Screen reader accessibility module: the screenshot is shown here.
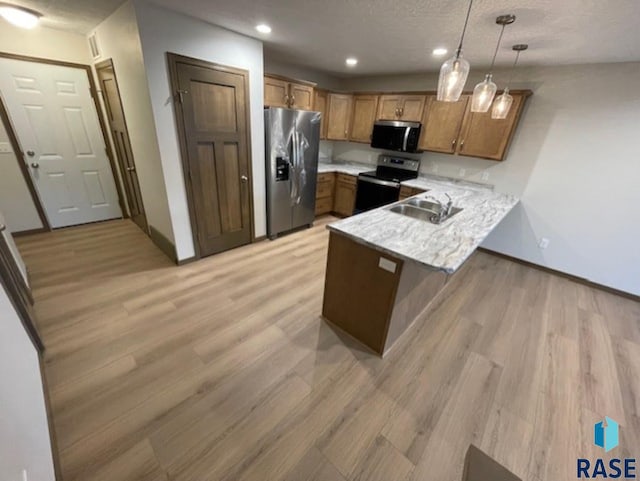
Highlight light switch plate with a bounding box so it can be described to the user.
[0,142,12,153]
[378,257,397,273]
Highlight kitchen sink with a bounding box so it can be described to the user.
[389,198,463,224]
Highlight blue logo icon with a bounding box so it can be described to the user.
[594,417,619,452]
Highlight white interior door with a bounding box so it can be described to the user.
[0,58,122,228]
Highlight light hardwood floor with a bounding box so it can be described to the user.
[16,218,640,481]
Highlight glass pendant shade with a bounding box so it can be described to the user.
[471,74,497,112]
[437,52,470,102]
[491,88,513,119]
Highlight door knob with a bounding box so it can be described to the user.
[126,166,136,172]
[241,175,248,182]
[26,150,35,157]
[0,223,6,232]
[31,162,39,169]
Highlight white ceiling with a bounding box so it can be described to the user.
[5,0,640,75]
[147,0,640,76]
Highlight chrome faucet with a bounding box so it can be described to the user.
[424,193,453,221]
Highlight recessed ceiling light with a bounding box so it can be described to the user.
[432,47,448,56]
[0,4,40,29]
[345,58,358,67]
[255,24,271,34]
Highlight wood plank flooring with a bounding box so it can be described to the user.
[16,218,640,481]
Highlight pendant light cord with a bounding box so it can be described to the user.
[488,25,506,74]
[456,0,474,57]
[505,51,521,88]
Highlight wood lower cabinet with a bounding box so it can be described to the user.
[456,92,527,161]
[418,95,469,154]
[315,172,335,215]
[327,93,353,141]
[377,94,426,122]
[399,185,426,200]
[333,174,357,216]
[264,74,316,110]
[349,95,378,143]
[314,90,329,140]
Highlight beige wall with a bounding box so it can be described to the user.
[90,1,175,243]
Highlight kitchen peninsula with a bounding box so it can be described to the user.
[322,175,519,356]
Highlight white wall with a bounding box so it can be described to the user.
[0,285,55,481]
[90,1,175,243]
[336,62,640,296]
[0,24,93,233]
[134,0,266,260]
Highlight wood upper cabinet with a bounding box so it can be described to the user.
[377,94,426,122]
[314,89,329,140]
[349,94,378,143]
[326,93,353,141]
[290,83,314,110]
[456,92,527,161]
[264,76,289,108]
[418,95,469,154]
[263,74,315,110]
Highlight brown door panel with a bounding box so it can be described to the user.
[173,57,252,257]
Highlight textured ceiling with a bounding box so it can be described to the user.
[1,0,126,33]
[148,0,640,76]
[3,0,639,75]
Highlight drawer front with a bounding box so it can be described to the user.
[315,196,333,215]
[318,172,335,184]
[316,181,334,199]
[336,173,357,185]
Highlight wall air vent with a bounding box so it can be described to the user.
[88,33,100,59]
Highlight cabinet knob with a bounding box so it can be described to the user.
[459,140,465,151]
[452,139,457,148]
[241,175,248,182]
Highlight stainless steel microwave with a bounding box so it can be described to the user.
[370,120,422,153]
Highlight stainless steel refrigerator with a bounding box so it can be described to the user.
[265,107,321,239]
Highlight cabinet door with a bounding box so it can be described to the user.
[377,95,402,120]
[418,95,469,153]
[327,93,353,141]
[264,76,289,108]
[349,95,378,143]
[457,93,525,161]
[314,90,328,140]
[399,95,426,121]
[334,182,356,216]
[290,83,314,110]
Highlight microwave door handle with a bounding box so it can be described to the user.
[402,127,411,152]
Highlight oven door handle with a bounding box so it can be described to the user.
[357,176,400,188]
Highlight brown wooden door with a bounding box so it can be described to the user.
[314,89,328,139]
[377,95,402,120]
[398,95,426,121]
[290,82,314,110]
[349,95,378,143]
[96,60,147,233]
[457,93,525,161]
[264,76,289,108]
[170,55,253,257]
[418,95,469,154]
[327,93,353,140]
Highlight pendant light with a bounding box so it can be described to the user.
[437,0,474,102]
[492,44,528,119]
[471,14,515,112]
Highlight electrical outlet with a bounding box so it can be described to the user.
[538,237,550,249]
[431,164,439,173]
[0,142,12,153]
[481,171,490,181]
[458,168,466,177]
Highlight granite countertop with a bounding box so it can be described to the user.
[317,161,373,176]
[324,165,519,274]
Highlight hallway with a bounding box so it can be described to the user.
[16,218,640,481]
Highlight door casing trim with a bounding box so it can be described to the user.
[166,52,255,260]
[0,51,127,229]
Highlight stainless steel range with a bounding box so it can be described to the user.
[354,155,420,214]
